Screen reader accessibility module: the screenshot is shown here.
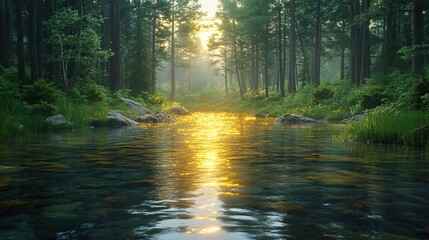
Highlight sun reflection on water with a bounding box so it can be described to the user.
[135,112,243,238]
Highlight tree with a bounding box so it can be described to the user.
[360,0,371,81]
[127,0,154,94]
[413,0,424,76]
[45,8,111,91]
[110,0,121,91]
[28,0,40,82]
[276,3,285,97]
[15,0,25,83]
[0,0,13,68]
[312,0,322,86]
[288,0,296,93]
[169,0,201,100]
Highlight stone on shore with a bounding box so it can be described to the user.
[170,106,191,115]
[135,111,176,123]
[275,114,317,125]
[107,111,139,128]
[121,98,151,115]
[46,114,70,126]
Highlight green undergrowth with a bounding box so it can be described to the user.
[178,71,429,149]
[339,110,429,147]
[0,74,167,139]
[177,81,354,121]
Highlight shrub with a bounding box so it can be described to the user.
[78,83,110,103]
[22,79,63,105]
[359,86,387,110]
[412,78,429,109]
[30,101,58,116]
[312,87,334,105]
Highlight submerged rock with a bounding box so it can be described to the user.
[107,111,139,128]
[170,106,191,115]
[275,114,317,125]
[342,114,366,123]
[121,98,151,115]
[135,111,176,123]
[46,114,70,126]
[254,113,272,118]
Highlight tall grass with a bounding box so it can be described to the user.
[56,99,110,128]
[341,110,429,147]
[0,99,47,138]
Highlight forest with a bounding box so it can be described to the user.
[0,0,429,147]
[1,1,429,239]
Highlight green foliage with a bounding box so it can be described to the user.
[412,78,429,109]
[45,8,111,90]
[22,79,63,105]
[56,98,109,129]
[0,98,47,138]
[79,84,110,104]
[0,68,20,99]
[312,86,334,104]
[340,110,429,147]
[359,85,387,110]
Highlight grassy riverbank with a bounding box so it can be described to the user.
[177,72,429,149]
[0,75,167,139]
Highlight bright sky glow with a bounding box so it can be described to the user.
[198,0,220,50]
[199,0,219,18]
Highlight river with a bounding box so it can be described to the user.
[0,112,428,239]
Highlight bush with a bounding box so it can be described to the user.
[359,86,387,110]
[412,78,429,109]
[77,83,110,103]
[30,101,58,116]
[312,87,334,105]
[22,79,63,105]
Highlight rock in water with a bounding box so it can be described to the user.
[170,106,191,115]
[342,114,366,123]
[46,114,70,126]
[275,114,317,124]
[107,111,139,128]
[135,112,176,123]
[121,98,151,115]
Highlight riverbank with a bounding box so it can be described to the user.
[176,74,429,149]
[0,79,170,139]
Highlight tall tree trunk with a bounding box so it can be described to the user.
[110,0,120,91]
[340,47,345,80]
[250,45,256,91]
[264,22,270,98]
[412,0,424,76]
[29,0,40,82]
[0,0,12,68]
[350,0,356,84]
[360,0,371,82]
[151,14,157,92]
[278,8,285,97]
[16,0,25,83]
[170,0,176,100]
[36,0,43,75]
[102,0,110,84]
[288,0,296,93]
[312,0,322,86]
[295,18,309,86]
[239,43,247,93]
[233,20,243,98]
[255,35,260,90]
[45,0,55,79]
[224,46,228,94]
[353,0,362,85]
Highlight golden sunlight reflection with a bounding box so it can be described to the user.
[144,112,244,238]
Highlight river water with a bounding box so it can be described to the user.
[0,112,428,240]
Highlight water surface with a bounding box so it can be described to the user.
[1,112,428,239]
